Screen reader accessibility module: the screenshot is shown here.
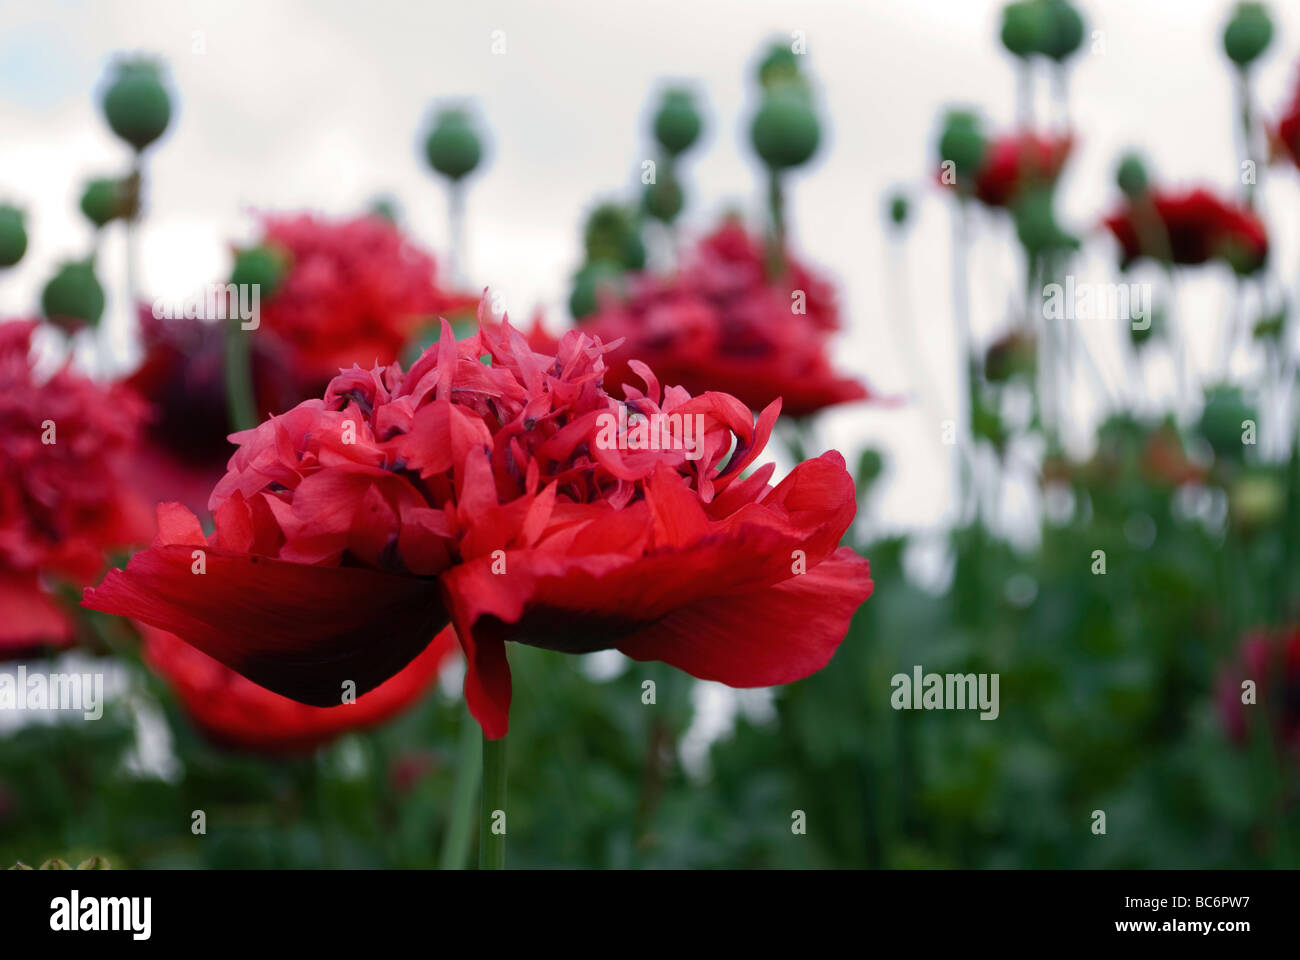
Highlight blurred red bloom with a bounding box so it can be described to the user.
[140,621,456,754]
[126,305,302,514]
[1141,423,1206,488]
[1272,66,1300,169]
[253,212,477,379]
[1103,188,1268,273]
[85,304,873,738]
[0,320,152,657]
[576,220,868,417]
[1218,628,1300,755]
[973,132,1073,208]
[124,214,474,515]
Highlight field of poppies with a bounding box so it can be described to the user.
[2,0,1299,871]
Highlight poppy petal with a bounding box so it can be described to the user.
[615,547,872,686]
[83,545,447,706]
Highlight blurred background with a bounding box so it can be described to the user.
[2,0,1299,868]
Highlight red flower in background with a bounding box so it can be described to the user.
[1103,188,1268,273]
[973,132,1073,208]
[140,621,456,754]
[1271,66,1300,169]
[0,320,152,657]
[1141,423,1207,489]
[1218,628,1300,755]
[576,220,868,417]
[85,304,873,738]
[126,305,303,514]
[254,213,477,380]
[123,213,475,515]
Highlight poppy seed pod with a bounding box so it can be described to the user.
[938,111,988,186]
[79,178,129,228]
[42,259,106,331]
[102,59,172,151]
[1038,0,1085,62]
[569,259,625,319]
[1223,3,1273,67]
[643,175,685,224]
[1014,188,1073,254]
[1198,385,1256,464]
[653,89,702,156]
[750,85,820,170]
[231,244,288,300]
[1115,153,1148,198]
[424,109,482,181]
[0,205,27,267]
[1000,1,1048,58]
[888,192,910,227]
[584,204,644,268]
[757,42,801,90]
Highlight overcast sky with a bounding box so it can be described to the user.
[3,0,1299,538]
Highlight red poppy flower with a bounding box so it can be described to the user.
[1103,188,1268,273]
[0,320,152,657]
[973,132,1073,208]
[84,304,873,738]
[140,621,456,754]
[1218,627,1300,755]
[126,305,304,514]
[577,220,868,417]
[253,212,477,379]
[1272,66,1300,169]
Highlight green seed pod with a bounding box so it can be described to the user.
[1014,187,1074,254]
[1000,1,1048,58]
[424,109,482,181]
[102,58,172,151]
[42,259,105,331]
[0,205,27,267]
[584,204,645,268]
[1038,0,1085,62]
[653,89,702,156]
[750,85,820,170]
[757,42,801,90]
[1223,2,1273,67]
[80,178,127,228]
[887,191,910,228]
[1115,152,1149,198]
[1198,384,1256,464]
[938,110,988,186]
[568,259,624,320]
[231,244,289,299]
[643,175,685,224]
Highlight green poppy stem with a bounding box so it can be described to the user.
[479,732,507,869]
[766,169,786,278]
[438,705,482,870]
[448,180,466,288]
[224,317,258,433]
[124,154,142,339]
